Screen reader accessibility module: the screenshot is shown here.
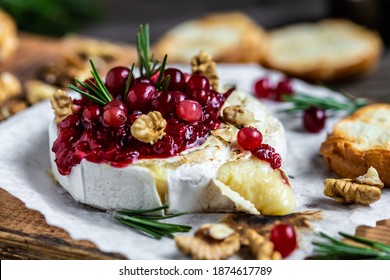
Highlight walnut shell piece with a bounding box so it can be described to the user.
[50,90,73,124]
[246,229,282,260]
[191,50,219,91]
[323,178,382,205]
[0,72,22,106]
[222,105,255,126]
[26,80,58,105]
[175,223,240,260]
[130,111,167,144]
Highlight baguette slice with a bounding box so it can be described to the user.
[0,9,18,63]
[320,104,390,186]
[153,12,267,63]
[263,19,382,81]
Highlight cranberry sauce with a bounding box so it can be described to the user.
[52,70,233,175]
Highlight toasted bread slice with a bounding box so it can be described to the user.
[320,104,390,186]
[0,9,18,62]
[153,12,267,63]
[263,19,382,81]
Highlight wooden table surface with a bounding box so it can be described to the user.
[0,32,389,260]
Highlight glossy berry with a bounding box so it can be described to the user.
[82,104,102,125]
[176,100,203,122]
[103,100,128,115]
[275,78,293,101]
[303,107,326,133]
[254,77,271,99]
[151,91,177,116]
[237,127,263,150]
[171,91,187,103]
[105,66,134,96]
[192,89,211,106]
[164,68,186,91]
[270,223,297,258]
[127,111,142,126]
[186,75,210,94]
[126,82,157,112]
[102,107,127,128]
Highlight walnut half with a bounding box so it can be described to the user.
[324,167,383,205]
[222,105,255,127]
[246,229,282,260]
[130,111,167,144]
[175,223,240,260]
[50,90,73,123]
[191,50,219,91]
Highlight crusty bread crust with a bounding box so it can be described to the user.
[263,19,382,82]
[320,104,390,186]
[0,9,18,63]
[153,12,268,63]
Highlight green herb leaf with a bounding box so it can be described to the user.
[309,232,390,260]
[114,205,191,239]
[124,63,135,99]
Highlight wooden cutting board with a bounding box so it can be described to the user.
[0,34,389,260]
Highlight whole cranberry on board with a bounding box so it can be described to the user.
[270,223,297,258]
[303,107,327,133]
[253,76,294,101]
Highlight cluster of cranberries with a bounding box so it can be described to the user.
[237,127,282,169]
[53,66,232,175]
[253,76,327,133]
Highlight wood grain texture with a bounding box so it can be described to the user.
[0,188,126,260]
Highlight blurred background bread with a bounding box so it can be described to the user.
[0,9,18,63]
[320,104,390,186]
[153,12,268,64]
[262,19,382,81]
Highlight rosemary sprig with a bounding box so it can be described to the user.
[115,205,191,239]
[68,59,113,105]
[309,232,390,260]
[136,24,168,90]
[124,62,135,99]
[282,93,367,114]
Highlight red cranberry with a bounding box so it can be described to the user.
[252,144,282,169]
[183,73,192,83]
[126,82,157,112]
[237,127,263,150]
[254,77,272,99]
[105,66,134,97]
[82,104,102,125]
[151,91,177,116]
[176,100,203,122]
[102,107,127,128]
[134,77,152,84]
[171,91,187,103]
[58,114,80,129]
[270,224,297,258]
[192,89,211,106]
[127,111,142,126]
[103,100,128,116]
[164,68,186,91]
[275,78,293,101]
[303,107,326,133]
[186,75,210,94]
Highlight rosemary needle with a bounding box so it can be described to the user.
[114,205,191,239]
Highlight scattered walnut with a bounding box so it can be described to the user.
[0,100,28,120]
[222,105,255,126]
[324,172,383,206]
[25,80,58,104]
[0,72,22,106]
[75,39,124,62]
[175,223,240,260]
[38,54,90,88]
[191,50,219,91]
[246,229,282,260]
[356,166,384,189]
[131,111,167,144]
[50,90,73,123]
[211,123,237,144]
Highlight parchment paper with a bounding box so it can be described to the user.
[0,65,389,259]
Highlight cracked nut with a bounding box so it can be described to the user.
[175,223,240,260]
[50,90,73,123]
[0,100,28,120]
[26,80,58,104]
[246,229,282,260]
[131,111,167,144]
[0,72,22,106]
[324,167,384,205]
[222,105,255,126]
[191,50,219,91]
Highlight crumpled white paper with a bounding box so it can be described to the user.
[0,65,389,260]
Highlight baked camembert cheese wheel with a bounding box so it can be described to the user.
[49,26,295,215]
